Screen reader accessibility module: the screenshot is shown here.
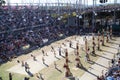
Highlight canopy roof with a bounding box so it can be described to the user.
[4,0,120,6]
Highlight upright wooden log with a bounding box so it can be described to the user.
[110,26,112,39]
[102,29,105,46]
[63,49,72,77]
[106,27,109,43]
[97,31,100,50]
[92,34,96,55]
[85,37,88,54]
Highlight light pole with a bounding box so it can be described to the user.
[76,14,82,34]
[92,0,95,32]
[92,0,97,32]
[58,0,60,15]
[83,0,85,29]
[76,14,79,26]
[38,0,40,6]
[7,0,10,7]
[113,0,117,24]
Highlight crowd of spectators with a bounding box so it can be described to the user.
[96,61,120,80]
[0,4,120,80]
[0,4,120,63]
[0,7,77,62]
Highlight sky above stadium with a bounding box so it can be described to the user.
[5,0,120,5]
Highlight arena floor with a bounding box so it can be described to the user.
[0,35,119,80]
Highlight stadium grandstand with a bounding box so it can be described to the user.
[0,0,120,80]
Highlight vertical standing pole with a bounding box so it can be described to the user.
[76,0,78,31]
[113,0,117,24]
[76,0,78,12]
[102,29,105,46]
[24,0,26,6]
[106,27,109,43]
[92,0,95,32]
[29,0,31,5]
[110,0,112,3]
[7,0,9,6]
[75,51,82,68]
[45,0,48,13]
[7,0,10,9]
[21,0,24,5]
[79,0,82,12]
[92,33,96,55]
[85,37,88,54]
[86,0,88,8]
[58,0,60,15]
[63,49,72,77]
[98,31,100,50]
[83,0,85,29]
[110,26,112,39]
[39,0,40,6]
[75,42,83,68]
[33,0,34,6]
[68,3,70,27]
